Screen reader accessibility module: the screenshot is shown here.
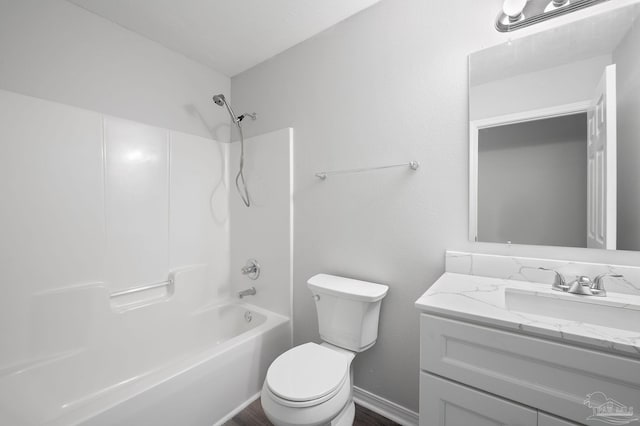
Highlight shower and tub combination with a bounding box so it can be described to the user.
[0,88,293,426]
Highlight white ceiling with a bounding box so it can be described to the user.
[67,0,383,77]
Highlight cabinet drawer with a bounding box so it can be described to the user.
[420,314,640,425]
[419,372,537,426]
[538,412,581,426]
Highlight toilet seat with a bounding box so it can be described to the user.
[261,374,353,426]
[265,343,351,408]
[264,377,348,409]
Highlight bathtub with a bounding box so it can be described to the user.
[0,297,290,426]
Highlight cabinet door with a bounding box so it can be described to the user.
[538,412,582,426]
[420,373,537,426]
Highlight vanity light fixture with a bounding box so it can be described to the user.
[502,0,528,23]
[496,0,609,32]
[544,0,570,13]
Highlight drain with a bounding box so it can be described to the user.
[244,311,253,322]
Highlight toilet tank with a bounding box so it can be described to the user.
[307,274,389,352]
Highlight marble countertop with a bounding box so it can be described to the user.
[415,272,640,357]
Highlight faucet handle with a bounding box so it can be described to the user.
[590,274,623,297]
[241,259,260,280]
[539,267,569,292]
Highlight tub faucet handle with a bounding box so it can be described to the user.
[241,259,260,280]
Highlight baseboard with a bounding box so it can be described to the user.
[353,386,419,426]
[215,387,418,426]
[213,392,261,426]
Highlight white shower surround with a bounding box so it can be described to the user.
[0,89,293,424]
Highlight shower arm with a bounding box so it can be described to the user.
[238,112,257,121]
[223,103,256,124]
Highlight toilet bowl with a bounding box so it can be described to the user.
[261,274,388,426]
[261,343,355,426]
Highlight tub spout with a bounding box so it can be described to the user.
[238,287,256,298]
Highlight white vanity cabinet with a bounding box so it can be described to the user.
[418,313,640,426]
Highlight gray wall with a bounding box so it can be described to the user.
[232,0,640,412]
[478,114,587,247]
[232,0,504,409]
[614,19,640,251]
[0,0,230,140]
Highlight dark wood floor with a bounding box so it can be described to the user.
[224,398,400,426]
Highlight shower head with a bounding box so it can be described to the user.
[212,93,240,123]
[212,93,226,106]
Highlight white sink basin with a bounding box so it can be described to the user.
[505,287,640,333]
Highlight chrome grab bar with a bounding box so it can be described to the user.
[110,277,174,298]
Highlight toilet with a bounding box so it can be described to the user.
[261,274,389,426]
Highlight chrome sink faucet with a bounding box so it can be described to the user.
[567,276,595,296]
[538,268,622,297]
[566,274,624,297]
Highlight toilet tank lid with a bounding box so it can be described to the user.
[307,274,389,302]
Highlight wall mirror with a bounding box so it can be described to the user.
[469,3,640,251]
